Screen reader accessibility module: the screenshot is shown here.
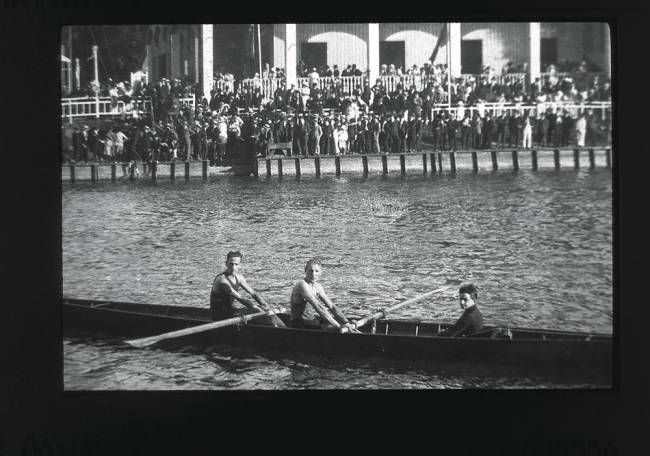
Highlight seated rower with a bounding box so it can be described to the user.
[210,251,285,327]
[290,258,358,333]
[438,283,484,337]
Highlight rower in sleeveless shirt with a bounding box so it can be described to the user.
[210,251,285,327]
[290,257,358,332]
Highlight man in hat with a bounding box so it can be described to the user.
[293,113,307,156]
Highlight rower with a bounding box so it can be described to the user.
[437,283,484,337]
[290,258,358,333]
[210,251,285,327]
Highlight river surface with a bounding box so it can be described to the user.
[62,169,612,389]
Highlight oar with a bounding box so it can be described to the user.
[124,307,287,348]
[351,283,459,331]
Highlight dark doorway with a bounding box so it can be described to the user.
[158,54,168,79]
[380,41,405,71]
[541,38,558,69]
[300,43,327,71]
[461,40,482,74]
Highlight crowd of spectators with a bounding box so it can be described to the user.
[64,58,611,165]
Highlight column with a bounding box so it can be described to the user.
[529,22,541,85]
[449,23,462,77]
[285,24,297,88]
[194,31,200,84]
[201,24,213,101]
[603,22,611,79]
[368,23,380,83]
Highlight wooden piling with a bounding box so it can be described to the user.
[512,150,519,170]
[362,155,369,176]
[170,161,176,180]
[531,150,538,171]
[574,149,580,169]
[143,162,148,175]
[381,155,388,174]
[295,157,301,177]
[471,151,478,173]
[151,161,157,180]
[266,159,272,177]
[400,154,406,175]
[437,153,443,172]
[422,153,428,174]
[449,152,457,173]
[335,156,341,177]
[110,164,116,182]
[430,153,436,173]
[184,161,190,179]
[129,162,135,180]
[315,156,321,177]
[278,158,283,178]
[554,149,561,170]
[70,165,75,183]
[606,148,611,168]
[589,148,595,169]
[90,164,97,183]
[202,160,208,179]
[491,150,498,170]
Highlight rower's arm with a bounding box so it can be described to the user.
[238,276,270,310]
[299,283,341,329]
[318,289,350,325]
[217,279,260,311]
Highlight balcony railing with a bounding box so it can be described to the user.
[60,96,195,122]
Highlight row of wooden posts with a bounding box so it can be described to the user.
[68,160,211,183]
[264,148,613,178]
[66,148,612,182]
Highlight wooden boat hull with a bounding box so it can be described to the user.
[63,298,612,375]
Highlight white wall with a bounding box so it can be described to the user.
[462,22,529,73]
[381,23,447,67]
[297,23,368,71]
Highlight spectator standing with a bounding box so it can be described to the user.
[575,113,587,147]
[114,128,129,161]
[522,114,533,149]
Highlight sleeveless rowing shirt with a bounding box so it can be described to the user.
[210,273,241,320]
[290,280,319,322]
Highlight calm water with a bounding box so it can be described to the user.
[62,169,612,389]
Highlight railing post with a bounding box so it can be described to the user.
[471,151,478,173]
[381,155,388,174]
[70,165,75,183]
[68,99,73,123]
[185,161,190,179]
[202,159,208,179]
[151,160,157,180]
[512,150,519,171]
[130,162,136,180]
[449,151,456,173]
[335,156,341,177]
[422,153,428,174]
[573,148,580,169]
[400,154,406,176]
[295,157,301,177]
[430,153,436,173]
[110,163,116,182]
[95,94,100,119]
[606,148,611,169]
[554,149,561,170]
[278,158,283,178]
[588,148,595,169]
[437,153,443,172]
[170,161,176,180]
[531,150,538,171]
[90,164,97,183]
[362,155,369,176]
[315,156,321,177]
[266,158,272,177]
[491,150,498,170]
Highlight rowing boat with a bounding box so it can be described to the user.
[63,298,612,375]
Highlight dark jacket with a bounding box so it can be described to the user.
[439,306,484,337]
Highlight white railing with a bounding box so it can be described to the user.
[296,76,366,96]
[61,96,195,122]
[239,77,284,100]
[433,101,611,120]
[458,73,528,86]
[212,79,235,93]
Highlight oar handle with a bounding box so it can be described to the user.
[354,286,452,329]
[125,307,287,348]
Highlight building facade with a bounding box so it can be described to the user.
[146,23,611,100]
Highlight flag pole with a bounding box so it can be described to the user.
[446,23,451,109]
[93,45,100,118]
